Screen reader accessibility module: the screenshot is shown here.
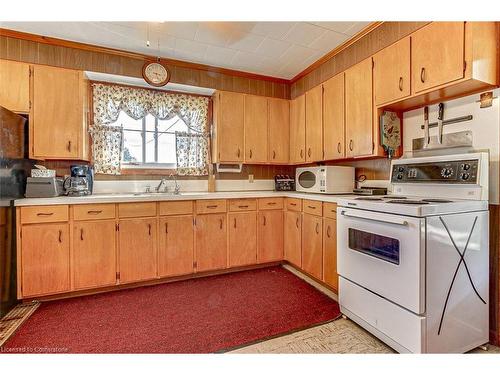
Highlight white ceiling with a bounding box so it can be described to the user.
[0,21,370,79]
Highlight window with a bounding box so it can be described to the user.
[114,111,190,169]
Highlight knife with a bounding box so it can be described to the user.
[437,103,444,144]
[423,106,429,148]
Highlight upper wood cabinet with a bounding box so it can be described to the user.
[257,210,283,263]
[323,73,345,161]
[412,22,465,94]
[345,58,374,158]
[373,37,411,106]
[268,98,290,163]
[305,85,323,162]
[195,213,227,272]
[213,91,244,163]
[0,59,31,113]
[158,215,194,278]
[229,211,257,267]
[289,94,306,164]
[244,95,268,163]
[31,65,88,160]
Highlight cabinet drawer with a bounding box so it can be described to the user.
[159,200,194,216]
[323,202,338,219]
[118,202,157,218]
[286,198,302,212]
[303,200,323,216]
[196,199,227,214]
[21,205,69,224]
[258,197,284,210]
[229,199,257,212]
[73,204,116,221]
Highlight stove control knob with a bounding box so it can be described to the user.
[461,173,470,180]
[462,163,471,171]
[396,173,403,180]
[441,168,453,178]
[398,166,405,173]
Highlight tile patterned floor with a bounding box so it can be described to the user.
[0,302,40,347]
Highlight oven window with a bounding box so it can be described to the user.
[348,228,400,265]
[298,171,316,188]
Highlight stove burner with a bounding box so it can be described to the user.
[386,200,429,205]
[355,197,383,201]
[421,199,453,203]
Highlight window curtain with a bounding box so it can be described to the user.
[91,83,210,175]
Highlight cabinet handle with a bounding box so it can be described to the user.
[238,205,249,209]
[300,149,304,158]
[327,226,331,238]
[267,202,277,206]
[233,218,236,228]
[58,230,62,243]
[87,210,102,215]
[308,148,311,157]
[249,149,252,159]
[67,141,72,152]
[307,205,316,210]
[315,223,320,234]
[206,205,218,209]
[263,215,266,226]
[399,76,403,91]
[349,140,353,151]
[165,222,168,234]
[37,212,54,216]
[290,203,297,206]
[420,67,426,83]
[237,148,241,158]
[337,142,341,154]
[296,217,299,228]
[148,223,151,236]
[219,218,223,229]
[272,150,276,159]
[80,228,84,241]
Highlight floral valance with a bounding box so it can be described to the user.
[90,83,210,176]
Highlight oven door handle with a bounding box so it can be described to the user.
[340,210,409,227]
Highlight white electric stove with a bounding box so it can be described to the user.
[337,152,490,353]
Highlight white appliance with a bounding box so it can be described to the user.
[295,166,354,194]
[337,152,489,353]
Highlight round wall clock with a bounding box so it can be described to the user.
[142,61,170,87]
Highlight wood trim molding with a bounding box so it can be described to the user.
[0,27,289,85]
[290,22,384,83]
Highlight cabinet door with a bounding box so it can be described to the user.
[217,91,244,162]
[268,98,290,163]
[290,94,306,163]
[158,215,194,277]
[118,218,157,283]
[302,214,323,280]
[0,60,30,113]
[284,211,301,267]
[323,73,345,160]
[323,217,338,291]
[373,37,411,106]
[258,210,284,263]
[73,220,116,289]
[412,22,465,93]
[345,58,373,158]
[229,212,257,267]
[305,85,323,162]
[32,65,84,159]
[21,223,70,297]
[244,95,268,163]
[195,213,227,272]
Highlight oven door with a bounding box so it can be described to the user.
[296,169,320,193]
[337,207,425,314]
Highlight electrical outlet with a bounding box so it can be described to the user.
[248,174,254,183]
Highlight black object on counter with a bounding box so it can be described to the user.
[275,175,295,191]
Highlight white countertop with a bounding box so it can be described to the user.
[15,191,358,206]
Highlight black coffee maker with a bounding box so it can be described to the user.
[70,165,94,194]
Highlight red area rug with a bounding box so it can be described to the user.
[2,266,340,353]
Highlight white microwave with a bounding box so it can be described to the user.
[295,166,354,194]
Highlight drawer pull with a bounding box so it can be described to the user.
[267,202,277,206]
[327,226,331,238]
[58,230,62,243]
[87,210,103,215]
[80,228,84,241]
[290,203,297,206]
[219,218,223,229]
[238,205,249,209]
[307,205,316,209]
[206,205,218,209]
[315,223,320,234]
[37,212,54,216]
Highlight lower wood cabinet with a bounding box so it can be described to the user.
[195,213,227,272]
[323,218,338,291]
[158,215,194,277]
[284,211,301,267]
[73,220,116,290]
[118,218,157,283]
[229,212,257,267]
[302,213,323,280]
[258,210,284,263]
[21,223,70,297]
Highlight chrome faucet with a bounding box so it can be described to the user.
[155,177,168,193]
[168,173,180,195]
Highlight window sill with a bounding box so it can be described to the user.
[120,167,178,175]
